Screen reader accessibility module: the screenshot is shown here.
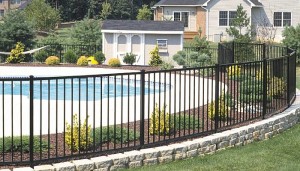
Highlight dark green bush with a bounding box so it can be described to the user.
[94,51,106,64]
[160,61,174,70]
[171,114,201,131]
[63,50,77,63]
[0,136,48,153]
[123,53,136,65]
[92,126,139,144]
[34,50,48,63]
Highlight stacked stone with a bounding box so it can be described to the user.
[2,108,300,171]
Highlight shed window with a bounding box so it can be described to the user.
[157,39,168,52]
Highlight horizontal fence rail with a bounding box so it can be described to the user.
[0,43,296,167]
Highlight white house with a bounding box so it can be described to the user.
[101,20,184,65]
[152,0,300,42]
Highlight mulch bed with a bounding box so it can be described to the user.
[0,63,290,169]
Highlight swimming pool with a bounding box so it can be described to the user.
[0,76,170,100]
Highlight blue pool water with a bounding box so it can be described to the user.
[0,77,169,101]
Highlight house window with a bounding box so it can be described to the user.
[0,10,4,17]
[274,12,291,27]
[219,11,237,26]
[11,0,21,4]
[157,39,168,52]
[174,12,189,27]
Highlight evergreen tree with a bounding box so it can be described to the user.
[136,5,152,20]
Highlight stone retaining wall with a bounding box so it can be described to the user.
[3,104,300,171]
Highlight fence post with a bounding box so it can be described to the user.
[214,64,220,132]
[262,58,267,119]
[140,70,145,147]
[286,48,292,107]
[29,75,34,167]
[232,41,235,63]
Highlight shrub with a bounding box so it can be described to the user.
[208,92,230,120]
[171,114,201,131]
[65,114,92,152]
[94,51,106,64]
[160,61,174,70]
[149,45,163,66]
[108,58,121,67]
[45,56,60,65]
[123,53,136,65]
[227,65,241,78]
[87,56,99,65]
[34,50,48,63]
[77,56,88,66]
[92,126,139,144]
[63,50,77,63]
[149,104,171,135]
[6,42,25,63]
[269,76,286,97]
[0,136,48,153]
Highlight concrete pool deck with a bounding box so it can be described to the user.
[0,66,224,137]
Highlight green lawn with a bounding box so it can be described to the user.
[126,67,300,171]
[128,124,300,171]
[296,67,300,89]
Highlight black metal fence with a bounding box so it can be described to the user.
[0,43,296,167]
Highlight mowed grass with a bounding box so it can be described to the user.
[126,67,300,171]
[127,124,300,171]
[296,67,300,89]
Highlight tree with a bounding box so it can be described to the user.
[282,25,300,62]
[24,0,60,32]
[149,45,163,66]
[56,0,88,21]
[0,10,35,51]
[100,1,112,20]
[226,4,251,42]
[136,4,152,20]
[109,0,137,20]
[70,18,102,55]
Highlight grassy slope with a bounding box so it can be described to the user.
[126,67,300,171]
[128,124,300,171]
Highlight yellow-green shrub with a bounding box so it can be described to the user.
[149,104,171,135]
[77,56,88,66]
[227,65,241,77]
[65,114,92,152]
[6,42,25,63]
[87,56,99,65]
[45,56,60,65]
[208,93,229,120]
[108,58,121,67]
[269,76,286,97]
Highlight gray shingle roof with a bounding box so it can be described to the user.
[154,0,208,6]
[102,20,184,32]
[154,0,262,7]
[249,0,263,6]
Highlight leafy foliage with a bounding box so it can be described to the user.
[34,50,48,63]
[100,1,112,20]
[123,53,136,65]
[70,19,102,47]
[24,0,60,31]
[173,51,212,68]
[208,92,230,121]
[150,104,171,135]
[93,126,139,144]
[64,50,77,63]
[94,51,106,64]
[109,0,137,20]
[226,4,251,42]
[108,58,121,67]
[137,5,152,20]
[6,42,25,63]
[0,10,35,52]
[77,56,88,66]
[160,61,174,70]
[0,136,48,153]
[45,56,60,65]
[227,65,241,78]
[282,25,300,62]
[65,114,92,152]
[149,45,163,66]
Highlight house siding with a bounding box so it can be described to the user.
[251,0,300,42]
[103,33,114,60]
[206,0,252,41]
[144,34,182,65]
